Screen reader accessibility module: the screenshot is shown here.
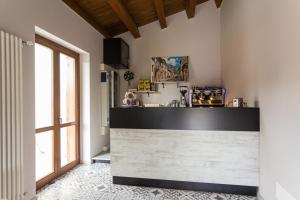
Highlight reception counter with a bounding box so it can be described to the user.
[110,107,260,196]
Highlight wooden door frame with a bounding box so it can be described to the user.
[35,34,80,190]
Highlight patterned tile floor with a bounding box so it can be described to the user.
[37,163,257,200]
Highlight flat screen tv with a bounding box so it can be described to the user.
[104,38,129,69]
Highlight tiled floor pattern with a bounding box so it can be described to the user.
[37,163,257,200]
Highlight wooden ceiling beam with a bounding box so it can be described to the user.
[108,0,141,38]
[152,0,167,29]
[62,0,111,38]
[215,0,223,8]
[185,0,197,19]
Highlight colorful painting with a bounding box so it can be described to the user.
[151,56,189,82]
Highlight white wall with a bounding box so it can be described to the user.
[119,1,221,105]
[221,0,300,199]
[3,0,299,199]
[0,0,109,199]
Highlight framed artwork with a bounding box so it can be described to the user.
[151,56,189,82]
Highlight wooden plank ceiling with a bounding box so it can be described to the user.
[62,0,223,38]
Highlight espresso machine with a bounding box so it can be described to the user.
[191,87,226,107]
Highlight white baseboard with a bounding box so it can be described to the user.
[80,158,92,164]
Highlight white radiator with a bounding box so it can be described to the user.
[0,31,24,200]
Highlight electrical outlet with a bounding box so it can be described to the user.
[276,183,296,200]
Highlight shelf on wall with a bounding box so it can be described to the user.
[154,81,188,84]
[154,81,188,88]
[132,90,159,97]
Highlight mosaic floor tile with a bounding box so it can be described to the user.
[37,163,257,200]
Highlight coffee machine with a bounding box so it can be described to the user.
[191,87,226,107]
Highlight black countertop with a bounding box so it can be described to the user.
[110,107,260,132]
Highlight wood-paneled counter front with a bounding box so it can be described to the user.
[110,107,260,196]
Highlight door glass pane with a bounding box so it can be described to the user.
[60,126,76,167]
[60,53,76,123]
[35,44,53,128]
[36,131,54,181]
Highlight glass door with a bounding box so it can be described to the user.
[59,53,79,170]
[35,43,55,183]
[35,35,80,189]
